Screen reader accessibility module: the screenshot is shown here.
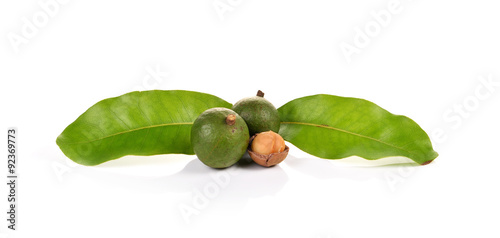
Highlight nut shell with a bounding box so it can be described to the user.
[247,135,289,167]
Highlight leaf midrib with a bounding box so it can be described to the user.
[280,121,410,153]
[58,122,193,145]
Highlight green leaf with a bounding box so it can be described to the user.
[56,90,232,166]
[278,94,438,165]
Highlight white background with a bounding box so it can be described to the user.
[1,1,500,237]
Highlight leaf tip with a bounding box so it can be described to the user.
[421,159,434,166]
[420,151,438,165]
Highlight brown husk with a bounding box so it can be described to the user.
[247,134,289,167]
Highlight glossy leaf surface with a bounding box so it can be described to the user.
[56,90,231,165]
[278,95,438,165]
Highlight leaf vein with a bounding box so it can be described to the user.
[280,121,410,153]
[59,122,192,145]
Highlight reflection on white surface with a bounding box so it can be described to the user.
[71,154,289,194]
[58,150,423,195]
[59,154,290,223]
[285,154,419,181]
